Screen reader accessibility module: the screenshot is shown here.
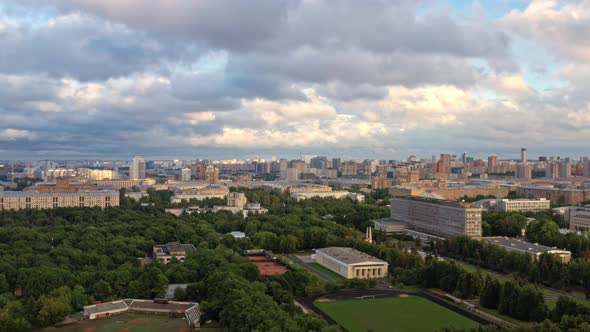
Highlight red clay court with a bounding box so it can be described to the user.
[244,256,288,276]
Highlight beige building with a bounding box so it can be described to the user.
[314,247,388,279]
[227,192,247,209]
[391,197,482,239]
[569,206,590,232]
[0,190,119,210]
[153,242,196,264]
[496,198,551,212]
[389,185,509,201]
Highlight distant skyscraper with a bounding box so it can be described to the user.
[521,147,527,163]
[440,154,451,173]
[584,161,590,178]
[461,152,468,163]
[130,156,145,180]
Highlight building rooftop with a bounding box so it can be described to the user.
[0,190,118,196]
[84,300,128,315]
[315,247,388,265]
[154,242,196,256]
[483,237,570,254]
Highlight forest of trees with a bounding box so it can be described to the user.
[1,188,590,331]
[432,236,590,298]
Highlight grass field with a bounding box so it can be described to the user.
[43,313,190,332]
[308,263,344,281]
[451,259,590,309]
[315,296,480,332]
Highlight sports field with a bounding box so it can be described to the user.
[315,296,480,332]
[43,313,191,332]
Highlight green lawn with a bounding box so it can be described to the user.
[315,296,480,332]
[43,313,190,332]
[449,259,590,309]
[308,263,344,281]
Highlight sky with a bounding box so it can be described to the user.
[1,0,590,160]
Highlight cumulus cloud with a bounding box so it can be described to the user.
[1,0,590,158]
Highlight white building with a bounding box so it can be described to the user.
[484,237,571,263]
[569,206,590,232]
[314,247,388,279]
[496,198,551,212]
[181,168,192,181]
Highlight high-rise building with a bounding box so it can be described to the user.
[487,156,497,173]
[461,152,468,163]
[332,158,342,170]
[583,161,590,178]
[310,156,328,170]
[439,154,451,173]
[546,162,560,178]
[521,147,527,163]
[130,156,145,180]
[516,163,532,179]
[181,168,192,181]
[560,160,572,178]
[205,165,220,185]
[193,161,206,180]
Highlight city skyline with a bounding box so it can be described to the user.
[1,1,590,159]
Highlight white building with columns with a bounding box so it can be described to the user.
[314,247,388,279]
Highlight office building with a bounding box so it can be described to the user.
[314,247,389,279]
[153,242,196,264]
[390,197,482,239]
[495,198,551,213]
[484,237,571,263]
[0,190,119,210]
[521,147,527,163]
[94,178,155,190]
[25,177,95,193]
[130,156,146,180]
[569,206,590,232]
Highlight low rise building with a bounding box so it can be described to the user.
[124,191,149,201]
[484,237,571,263]
[314,247,389,279]
[170,185,229,203]
[94,178,156,190]
[569,206,590,232]
[0,190,119,210]
[474,198,551,212]
[390,197,482,239]
[153,242,196,264]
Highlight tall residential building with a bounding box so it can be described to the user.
[130,156,146,180]
[521,147,527,163]
[584,161,590,178]
[560,160,572,178]
[310,156,328,170]
[546,162,560,178]
[439,154,451,173]
[487,156,497,173]
[194,161,206,180]
[390,197,482,239]
[516,163,532,179]
[205,165,220,185]
[181,168,192,181]
[332,158,342,170]
[278,159,289,179]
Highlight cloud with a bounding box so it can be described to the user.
[0,129,35,141]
